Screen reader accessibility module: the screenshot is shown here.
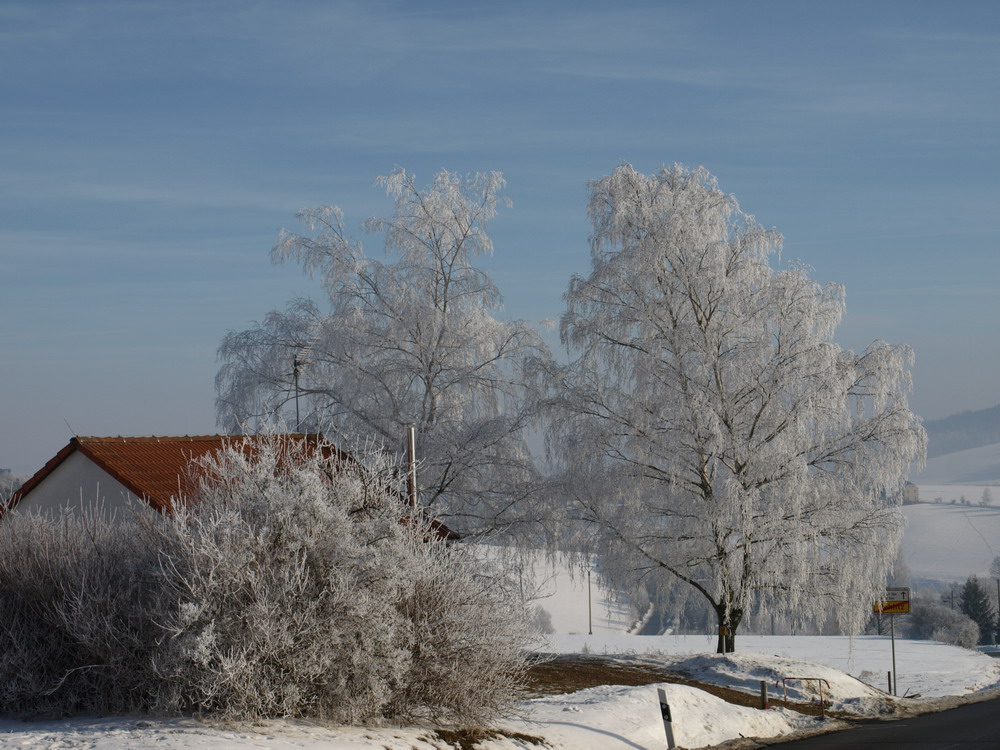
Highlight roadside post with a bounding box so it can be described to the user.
[587,567,593,635]
[657,687,676,749]
[873,587,910,696]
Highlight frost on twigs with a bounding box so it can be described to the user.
[0,436,532,726]
[0,508,171,717]
[217,169,552,539]
[535,163,927,653]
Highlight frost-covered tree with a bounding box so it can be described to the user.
[959,575,996,645]
[538,164,926,653]
[217,170,549,535]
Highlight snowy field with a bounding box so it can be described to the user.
[1,636,996,750]
[903,442,1000,583]
[521,550,633,635]
[901,492,1000,583]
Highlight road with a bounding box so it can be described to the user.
[763,697,1000,748]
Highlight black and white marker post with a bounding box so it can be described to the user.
[657,687,676,749]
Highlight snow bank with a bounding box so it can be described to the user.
[498,682,811,750]
[0,686,812,750]
[667,652,888,714]
[540,634,1000,700]
[0,716,443,750]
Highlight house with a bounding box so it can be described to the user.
[902,481,920,505]
[5,434,458,539]
[6,435,325,517]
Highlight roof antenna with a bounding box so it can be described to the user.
[64,419,79,437]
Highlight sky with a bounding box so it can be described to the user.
[2,1,999,476]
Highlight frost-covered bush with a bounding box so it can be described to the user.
[155,437,533,723]
[0,508,173,716]
[903,600,979,649]
[390,544,532,726]
[0,437,532,725]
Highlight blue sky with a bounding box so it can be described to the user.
[3,1,999,475]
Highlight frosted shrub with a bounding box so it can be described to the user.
[154,436,534,724]
[903,601,979,649]
[0,508,173,716]
[530,606,555,635]
[0,437,532,726]
[391,543,531,725]
[152,440,411,721]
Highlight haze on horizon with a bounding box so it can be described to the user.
[3,1,999,475]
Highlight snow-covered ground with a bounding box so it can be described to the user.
[2,636,997,750]
[901,493,1000,583]
[901,442,1000,581]
[504,681,810,750]
[541,634,1000,699]
[901,499,1000,582]
[522,550,633,635]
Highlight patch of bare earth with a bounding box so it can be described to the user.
[525,656,853,719]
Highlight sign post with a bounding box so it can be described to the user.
[873,587,910,696]
[657,687,676,749]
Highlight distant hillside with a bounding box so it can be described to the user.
[900,501,1000,584]
[913,443,1000,485]
[924,404,1000,458]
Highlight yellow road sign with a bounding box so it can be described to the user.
[873,587,910,614]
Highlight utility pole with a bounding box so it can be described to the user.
[293,356,303,431]
[406,425,418,508]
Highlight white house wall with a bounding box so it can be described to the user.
[16,451,143,519]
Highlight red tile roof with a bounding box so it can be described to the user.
[7,435,459,539]
[8,435,340,513]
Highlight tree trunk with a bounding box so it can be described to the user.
[714,604,743,654]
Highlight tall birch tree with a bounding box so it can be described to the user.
[540,164,925,652]
[217,169,549,535]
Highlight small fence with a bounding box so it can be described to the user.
[775,677,831,718]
